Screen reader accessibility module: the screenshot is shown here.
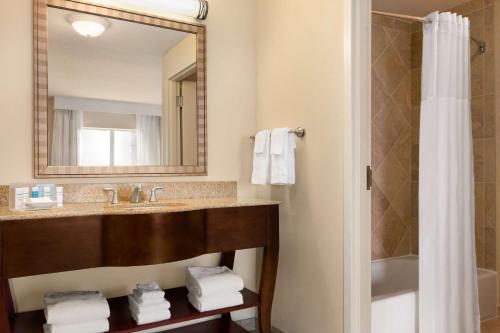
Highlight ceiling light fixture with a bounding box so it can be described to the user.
[68,14,110,38]
[111,0,209,20]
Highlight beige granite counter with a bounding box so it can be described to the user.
[0,197,280,221]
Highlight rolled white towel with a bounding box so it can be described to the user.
[131,308,171,325]
[44,291,110,325]
[133,282,165,301]
[187,292,243,312]
[128,294,170,315]
[186,266,244,298]
[43,319,109,333]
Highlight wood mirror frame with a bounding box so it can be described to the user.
[34,0,207,178]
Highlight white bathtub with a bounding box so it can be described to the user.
[371,256,498,333]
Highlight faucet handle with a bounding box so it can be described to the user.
[149,187,163,203]
[104,188,120,205]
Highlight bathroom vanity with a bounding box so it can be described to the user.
[0,199,279,333]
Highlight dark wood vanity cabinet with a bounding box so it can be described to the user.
[0,204,279,333]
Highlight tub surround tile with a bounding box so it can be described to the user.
[485,227,496,269]
[372,15,413,260]
[373,207,409,256]
[374,0,498,266]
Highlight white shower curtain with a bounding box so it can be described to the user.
[51,109,82,166]
[419,12,480,333]
[136,115,162,165]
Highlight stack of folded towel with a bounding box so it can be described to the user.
[186,266,244,312]
[128,282,171,325]
[43,291,110,333]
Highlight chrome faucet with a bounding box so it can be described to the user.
[104,188,120,205]
[149,187,163,203]
[129,184,143,203]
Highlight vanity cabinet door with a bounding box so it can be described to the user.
[3,216,103,278]
[205,206,269,252]
[102,211,206,266]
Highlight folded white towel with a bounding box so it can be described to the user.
[132,289,165,304]
[131,308,171,325]
[188,292,243,312]
[44,291,110,325]
[128,295,170,315]
[43,319,109,333]
[186,266,244,298]
[133,282,165,300]
[270,128,296,185]
[251,130,271,185]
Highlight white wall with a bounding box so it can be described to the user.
[0,0,257,320]
[49,42,163,104]
[255,0,345,331]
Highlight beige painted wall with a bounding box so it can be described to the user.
[256,0,345,332]
[0,0,257,319]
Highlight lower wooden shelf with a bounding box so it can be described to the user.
[160,318,250,333]
[10,287,258,333]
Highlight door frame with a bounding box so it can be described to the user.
[344,0,372,332]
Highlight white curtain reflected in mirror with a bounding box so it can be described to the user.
[50,109,82,166]
[137,115,162,165]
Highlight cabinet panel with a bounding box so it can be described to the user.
[206,206,268,252]
[102,211,206,266]
[3,216,103,278]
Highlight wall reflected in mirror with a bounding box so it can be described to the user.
[47,7,199,167]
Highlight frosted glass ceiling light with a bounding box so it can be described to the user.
[68,15,110,38]
[163,0,209,19]
[114,0,209,20]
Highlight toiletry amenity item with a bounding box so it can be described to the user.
[251,130,271,185]
[31,186,39,198]
[187,291,243,312]
[56,187,63,208]
[25,197,56,210]
[186,266,244,298]
[43,319,109,333]
[128,282,171,325]
[270,127,296,185]
[14,187,29,210]
[44,291,110,325]
[186,266,244,312]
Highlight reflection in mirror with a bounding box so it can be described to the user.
[47,7,199,167]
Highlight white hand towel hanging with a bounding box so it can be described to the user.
[270,128,296,185]
[251,130,271,185]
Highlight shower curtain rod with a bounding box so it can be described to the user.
[372,10,486,53]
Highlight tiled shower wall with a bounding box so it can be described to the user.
[371,15,413,260]
[372,0,497,270]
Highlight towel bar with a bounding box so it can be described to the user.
[250,127,305,139]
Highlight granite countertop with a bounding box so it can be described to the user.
[0,197,280,221]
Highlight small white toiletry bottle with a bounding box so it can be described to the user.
[23,187,29,208]
[15,188,25,209]
[31,186,39,198]
[56,187,63,208]
[43,185,52,199]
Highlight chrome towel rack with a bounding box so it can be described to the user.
[250,127,306,139]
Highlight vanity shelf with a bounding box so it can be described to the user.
[0,204,279,333]
[10,287,258,333]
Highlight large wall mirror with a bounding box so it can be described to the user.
[34,0,207,177]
